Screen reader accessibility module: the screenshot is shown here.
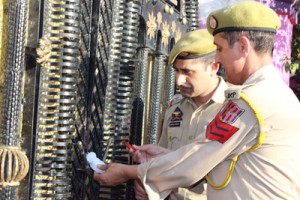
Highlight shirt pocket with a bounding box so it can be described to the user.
[167,126,183,150]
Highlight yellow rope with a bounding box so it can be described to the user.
[240,93,265,152]
[206,155,238,190]
[206,93,265,190]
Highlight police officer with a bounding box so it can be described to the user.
[134,29,228,200]
[94,2,300,200]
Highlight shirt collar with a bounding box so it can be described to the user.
[186,76,228,107]
[211,77,228,103]
[243,64,274,85]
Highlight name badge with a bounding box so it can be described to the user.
[169,122,181,127]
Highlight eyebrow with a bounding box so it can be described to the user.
[173,65,195,72]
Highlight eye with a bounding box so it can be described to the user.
[182,69,191,75]
[172,66,179,72]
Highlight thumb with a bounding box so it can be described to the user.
[134,144,152,151]
[97,164,107,171]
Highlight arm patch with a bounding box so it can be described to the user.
[220,101,245,124]
[206,101,244,143]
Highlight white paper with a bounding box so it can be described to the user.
[86,152,105,173]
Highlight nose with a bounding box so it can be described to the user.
[176,73,186,86]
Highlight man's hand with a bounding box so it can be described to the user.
[134,179,148,200]
[93,163,138,186]
[130,144,171,163]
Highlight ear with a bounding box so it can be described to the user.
[206,61,219,76]
[210,61,219,73]
[239,36,251,57]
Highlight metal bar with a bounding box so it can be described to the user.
[0,0,29,199]
[130,48,150,146]
[147,54,166,144]
[101,137,113,162]
[163,63,175,112]
[84,0,100,157]
[2,0,27,146]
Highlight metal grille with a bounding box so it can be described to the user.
[0,0,190,199]
[72,0,113,199]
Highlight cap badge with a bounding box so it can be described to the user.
[209,16,218,29]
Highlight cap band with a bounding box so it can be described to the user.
[176,54,204,60]
[213,27,277,36]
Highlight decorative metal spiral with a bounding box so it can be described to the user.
[101,0,141,199]
[185,0,199,31]
[32,0,81,198]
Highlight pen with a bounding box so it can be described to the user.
[123,141,137,152]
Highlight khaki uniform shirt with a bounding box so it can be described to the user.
[158,77,228,200]
[137,65,300,200]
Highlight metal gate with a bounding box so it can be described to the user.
[0,0,198,199]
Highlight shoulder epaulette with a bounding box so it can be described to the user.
[224,86,243,100]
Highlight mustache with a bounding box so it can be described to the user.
[178,84,191,89]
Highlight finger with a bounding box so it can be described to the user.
[93,173,108,185]
[128,148,138,155]
[93,172,103,184]
[131,150,143,162]
[135,144,158,153]
[135,194,148,200]
[97,164,107,171]
[135,191,148,200]
[135,188,147,200]
[134,180,147,195]
[133,145,149,151]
